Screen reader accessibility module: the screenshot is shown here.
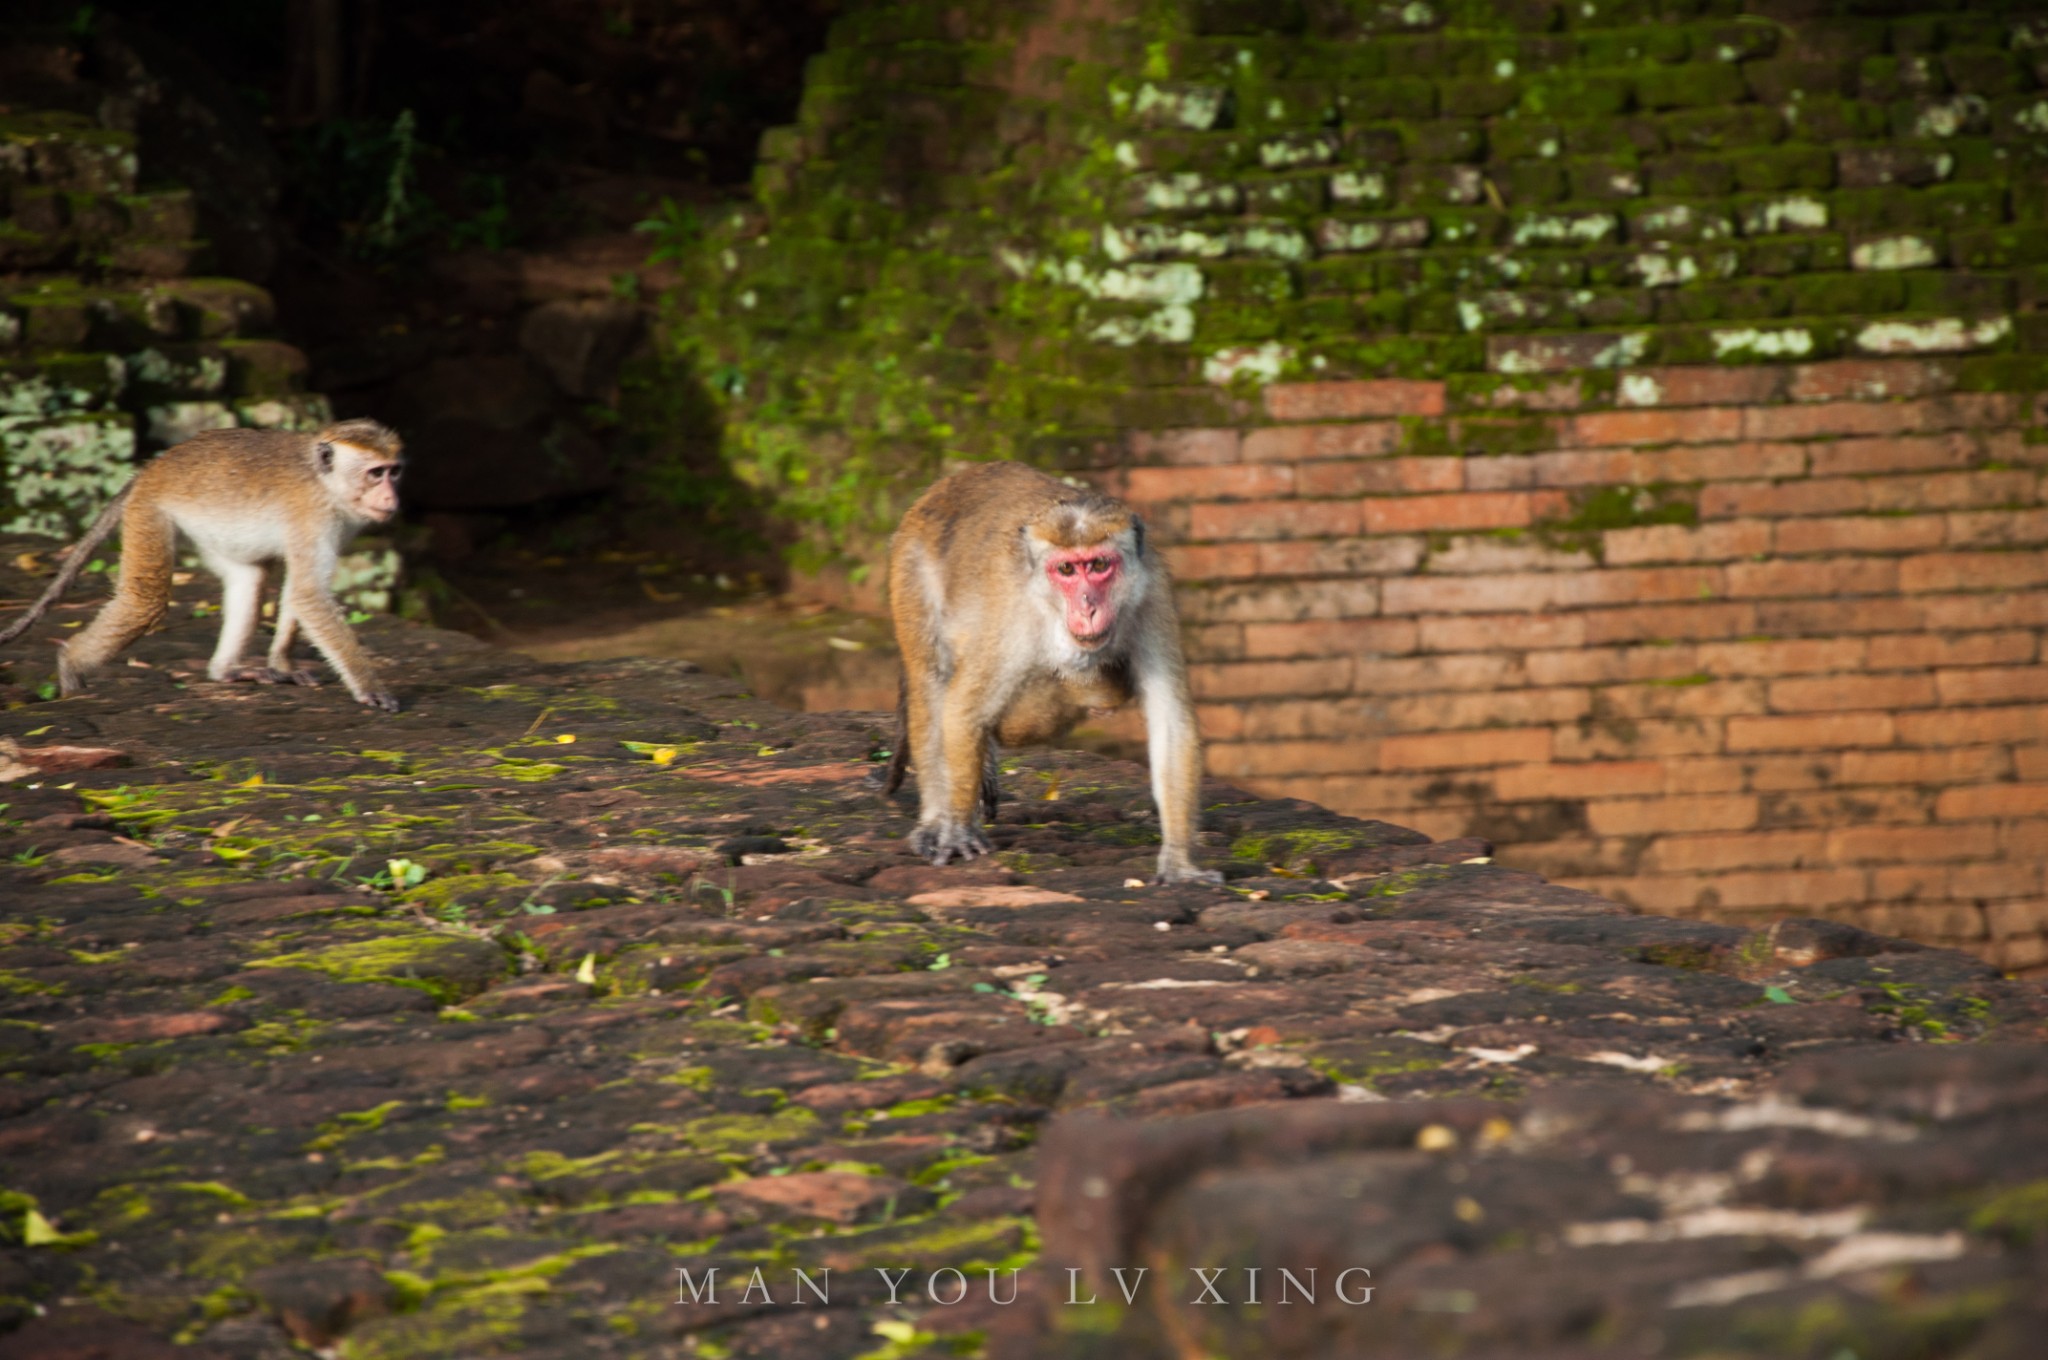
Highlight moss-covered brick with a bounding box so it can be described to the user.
[1636,61,1747,112]
[1492,121,1564,161]
[1191,0,1308,35]
[1630,201,1737,244]
[1653,278,1793,324]
[1498,160,1567,206]
[1438,77,1521,119]
[1337,79,1438,121]
[1520,73,1635,120]
[1663,105,1785,152]
[1577,26,1689,67]
[1784,97,1891,144]
[1746,232,1848,275]
[1835,183,2007,234]
[1401,120,1487,163]
[1951,226,2048,269]
[1901,271,2015,317]
[1300,255,1382,294]
[1943,48,2027,99]
[1565,155,1644,200]
[1743,58,1859,107]
[1644,154,1734,197]
[1785,271,1907,315]
[1565,115,1667,157]
[1400,163,1484,207]
[1731,145,1837,192]
[1578,289,1657,325]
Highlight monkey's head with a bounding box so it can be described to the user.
[315,419,405,526]
[1028,497,1145,650]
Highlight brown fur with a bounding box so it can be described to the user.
[2,420,407,711]
[884,461,1216,884]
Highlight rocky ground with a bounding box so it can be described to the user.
[1,539,2047,1360]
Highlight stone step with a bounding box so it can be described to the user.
[0,277,279,351]
[0,110,138,195]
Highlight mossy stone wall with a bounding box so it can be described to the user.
[662,0,2048,576]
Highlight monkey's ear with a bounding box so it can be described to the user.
[317,441,335,472]
[1131,517,1147,559]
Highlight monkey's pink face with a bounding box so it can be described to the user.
[1045,548,1121,646]
[356,460,403,523]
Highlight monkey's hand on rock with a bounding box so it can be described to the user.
[354,689,402,713]
[909,819,992,867]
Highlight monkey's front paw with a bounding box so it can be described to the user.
[276,667,322,688]
[358,690,402,713]
[908,820,992,866]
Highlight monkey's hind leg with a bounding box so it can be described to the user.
[206,559,268,683]
[56,504,175,696]
[259,593,321,686]
[979,743,1001,824]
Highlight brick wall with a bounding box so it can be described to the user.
[1094,355,2048,972]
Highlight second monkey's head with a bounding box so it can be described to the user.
[1027,493,1148,651]
[315,419,406,526]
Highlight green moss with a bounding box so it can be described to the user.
[1535,483,1698,559]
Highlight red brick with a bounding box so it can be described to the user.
[1951,861,2043,899]
[1553,719,1725,760]
[1190,657,1352,700]
[1643,830,1827,872]
[1716,753,1841,791]
[1826,823,2000,864]
[1897,705,2048,746]
[1866,470,2040,513]
[1552,565,1726,608]
[1382,687,1590,731]
[1178,578,1381,624]
[1594,679,1767,719]
[1465,454,1537,490]
[1806,432,1981,478]
[1579,601,1758,644]
[1997,817,2048,860]
[1569,406,1745,448]
[1206,739,1383,778]
[1128,428,1242,466]
[1900,550,2048,594]
[1939,667,2048,706]
[1461,376,1587,411]
[1599,869,1868,912]
[1492,760,1663,800]
[1629,441,1809,485]
[1243,421,1403,462]
[1753,597,1917,637]
[1234,698,1376,741]
[1726,558,1898,599]
[1701,479,1867,519]
[1354,653,1525,694]
[1254,537,1426,577]
[1360,490,1567,534]
[1420,536,1594,576]
[1726,712,1896,752]
[2019,745,2048,781]
[1586,794,1758,836]
[1264,379,1445,421]
[1382,572,1561,615]
[1839,747,2013,786]
[1189,499,1361,541]
[1419,613,1587,652]
[1296,457,1463,496]
[1870,864,1954,901]
[1917,591,2048,631]
[1622,366,1788,408]
[1604,521,1771,565]
[1163,543,1260,580]
[1788,357,1957,402]
[1938,784,2048,820]
[1523,449,1638,485]
[1185,624,1246,661]
[1195,704,1245,741]
[1118,464,1296,504]
[1868,630,2038,669]
[1764,786,1935,828]
[1744,394,2016,441]
[1769,674,1937,713]
[1242,618,1417,659]
[1526,644,1704,686]
[1947,509,2048,548]
[1378,727,1551,770]
[1694,637,1868,676]
[1773,515,1945,556]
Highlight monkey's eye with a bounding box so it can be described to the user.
[1089,557,1107,574]
[1057,562,1076,576]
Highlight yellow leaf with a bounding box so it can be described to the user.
[555,734,576,744]
[239,774,264,787]
[651,747,678,766]
[574,953,597,985]
[22,1209,60,1246]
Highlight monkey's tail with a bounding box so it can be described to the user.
[882,671,910,796]
[0,483,132,646]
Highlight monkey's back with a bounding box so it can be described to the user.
[131,427,314,509]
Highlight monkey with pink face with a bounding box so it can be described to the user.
[883,461,1221,884]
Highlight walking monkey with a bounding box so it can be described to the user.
[884,462,1220,885]
[0,420,406,711]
